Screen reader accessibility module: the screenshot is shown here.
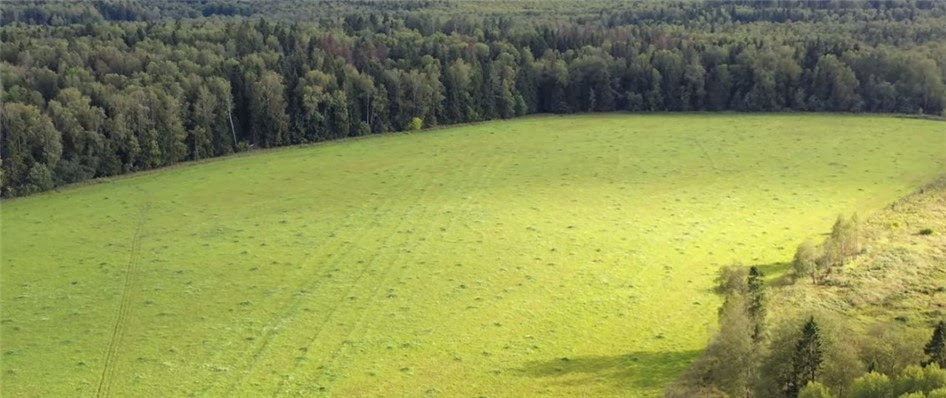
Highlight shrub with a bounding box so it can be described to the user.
[920,228,934,236]
[930,388,946,398]
[794,239,822,283]
[799,381,835,398]
[409,117,423,131]
[852,372,893,398]
[715,264,748,295]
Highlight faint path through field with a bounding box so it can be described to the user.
[96,199,151,398]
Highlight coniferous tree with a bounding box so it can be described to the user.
[925,321,946,369]
[789,317,825,398]
[747,266,766,342]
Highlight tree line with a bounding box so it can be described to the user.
[670,209,946,398]
[3,0,946,196]
[670,262,946,398]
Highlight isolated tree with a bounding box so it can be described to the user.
[789,317,825,397]
[925,322,946,369]
[794,239,821,284]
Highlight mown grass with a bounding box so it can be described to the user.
[1,114,944,397]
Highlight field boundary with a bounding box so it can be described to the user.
[4,113,942,203]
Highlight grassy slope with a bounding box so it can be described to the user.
[1,114,944,397]
[771,176,946,332]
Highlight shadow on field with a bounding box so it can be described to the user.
[515,349,701,390]
[704,261,796,294]
[753,261,795,287]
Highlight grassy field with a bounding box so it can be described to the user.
[2,114,944,397]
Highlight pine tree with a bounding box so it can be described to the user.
[788,317,824,398]
[924,321,946,368]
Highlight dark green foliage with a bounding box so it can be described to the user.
[789,317,825,398]
[748,266,766,341]
[925,322,946,369]
[2,1,946,196]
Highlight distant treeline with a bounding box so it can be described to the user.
[2,0,946,196]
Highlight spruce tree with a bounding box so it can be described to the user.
[788,317,824,398]
[924,321,946,368]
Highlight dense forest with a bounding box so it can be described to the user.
[3,0,946,196]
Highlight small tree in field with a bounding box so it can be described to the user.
[409,116,423,131]
[794,239,821,284]
[925,321,946,368]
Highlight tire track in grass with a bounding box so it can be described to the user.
[96,200,151,398]
[220,212,394,395]
[272,170,445,396]
[220,164,423,396]
[271,150,471,395]
[296,197,431,394]
[689,136,722,174]
[304,150,507,395]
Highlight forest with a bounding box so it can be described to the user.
[2,0,946,196]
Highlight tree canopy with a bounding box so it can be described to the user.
[3,0,946,196]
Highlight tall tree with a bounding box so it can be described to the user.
[789,317,825,398]
[747,266,766,341]
[1,103,62,195]
[809,55,861,111]
[925,322,946,369]
[250,70,290,147]
[47,87,106,183]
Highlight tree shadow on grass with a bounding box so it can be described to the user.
[753,261,795,287]
[704,261,797,294]
[514,349,702,391]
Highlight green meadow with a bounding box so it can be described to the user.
[2,114,944,397]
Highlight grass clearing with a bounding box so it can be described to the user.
[2,114,944,397]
